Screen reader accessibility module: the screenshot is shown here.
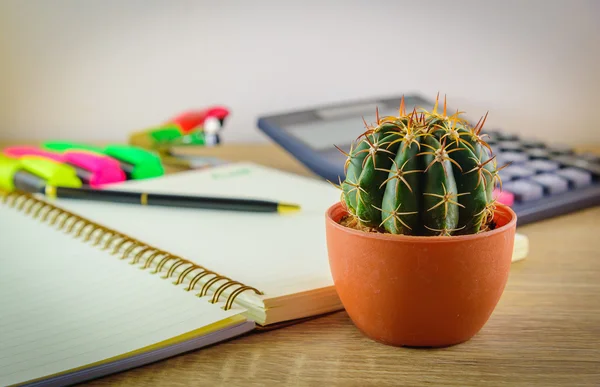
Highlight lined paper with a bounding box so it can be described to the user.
[0,203,242,387]
[52,162,342,300]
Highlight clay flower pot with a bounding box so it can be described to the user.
[325,201,517,347]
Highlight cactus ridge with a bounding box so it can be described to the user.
[335,94,507,236]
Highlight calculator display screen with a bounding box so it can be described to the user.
[282,96,431,151]
[285,112,396,151]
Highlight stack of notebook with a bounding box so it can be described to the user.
[0,162,529,386]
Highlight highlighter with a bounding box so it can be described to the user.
[63,151,126,188]
[3,146,126,188]
[0,156,81,193]
[42,141,164,180]
[103,144,164,179]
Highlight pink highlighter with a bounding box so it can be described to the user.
[63,151,126,188]
[493,189,514,207]
[3,146,126,188]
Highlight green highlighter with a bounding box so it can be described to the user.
[42,141,165,180]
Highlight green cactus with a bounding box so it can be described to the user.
[335,95,505,236]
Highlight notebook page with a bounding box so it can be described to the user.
[50,162,342,301]
[0,202,244,387]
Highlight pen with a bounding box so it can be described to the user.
[43,186,301,214]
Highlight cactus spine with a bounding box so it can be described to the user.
[337,95,505,236]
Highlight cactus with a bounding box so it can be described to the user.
[335,94,506,236]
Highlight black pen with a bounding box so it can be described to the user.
[42,185,301,214]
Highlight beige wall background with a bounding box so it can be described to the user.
[0,0,598,145]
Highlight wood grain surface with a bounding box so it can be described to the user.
[3,141,600,386]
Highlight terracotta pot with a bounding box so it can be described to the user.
[325,202,517,347]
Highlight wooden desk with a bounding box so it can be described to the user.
[3,142,600,386]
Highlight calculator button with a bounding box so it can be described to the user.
[497,132,519,141]
[502,165,536,179]
[529,174,569,195]
[498,168,515,182]
[502,180,544,202]
[497,151,528,165]
[552,156,600,177]
[579,153,600,163]
[547,145,574,156]
[524,159,560,173]
[552,155,581,167]
[521,139,545,148]
[555,168,592,188]
[526,148,551,159]
[498,141,522,151]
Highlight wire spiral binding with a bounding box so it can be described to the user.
[0,190,264,310]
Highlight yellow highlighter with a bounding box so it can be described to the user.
[0,156,82,193]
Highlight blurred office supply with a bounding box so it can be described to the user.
[128,106,230,169]
[129,106,229,149]
[168,106,230,134]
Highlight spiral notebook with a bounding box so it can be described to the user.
[0,193,255,387]
[0,162,529,386]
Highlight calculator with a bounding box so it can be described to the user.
[257,94,600,225]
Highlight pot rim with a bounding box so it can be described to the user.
[326,201,517,243]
